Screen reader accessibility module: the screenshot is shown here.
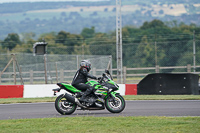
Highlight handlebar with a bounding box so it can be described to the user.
[98,70,113,83]
[99,73,105,83]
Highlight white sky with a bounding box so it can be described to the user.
[0,0,108,4]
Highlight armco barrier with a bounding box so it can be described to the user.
[0,84,137,98]
[0,85,24,98]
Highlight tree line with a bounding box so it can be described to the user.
[0,19,200,70]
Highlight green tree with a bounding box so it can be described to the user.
[81,26,95,39]
[141,19,166,30]
[55,31,84,54]
[11,43,32,53]
[37,32,68,54]
[0,40,7,54]
[55,31,83,46]
[2,33,21,50]
[134,35,155,67]
[73,43,91,55]
[88,33,115,55]
[55,31,70,44]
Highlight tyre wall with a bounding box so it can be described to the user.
[137,73,199,95]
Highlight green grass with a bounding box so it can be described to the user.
[0,95,200,104]
[0,116,199,133]
[0,96,200,132]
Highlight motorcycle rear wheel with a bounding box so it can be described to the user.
[55,94,77,115]
[105,94,125,113]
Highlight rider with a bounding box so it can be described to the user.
[72,60,99,102]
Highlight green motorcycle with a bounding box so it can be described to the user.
[53,70,126,115]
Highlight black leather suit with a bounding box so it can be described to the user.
[72,68,97,91]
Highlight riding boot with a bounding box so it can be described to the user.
[76,92,83,98]
[79,87,93,102]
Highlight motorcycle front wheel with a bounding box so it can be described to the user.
[105,94,126,113]
[55,94,77,115]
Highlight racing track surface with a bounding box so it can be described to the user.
[0,100,200,120]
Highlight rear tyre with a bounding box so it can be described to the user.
[55,94,77,115]
[105,94,125,113]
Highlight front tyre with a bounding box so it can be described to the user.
[105,94,125,113]
[55,94,77,115]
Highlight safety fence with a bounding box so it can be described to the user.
[0,54,111,85]
[0,63,199,84]
[1,40,200,68]
[1,40,200,84]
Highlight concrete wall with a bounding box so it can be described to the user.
[0,84,137,98]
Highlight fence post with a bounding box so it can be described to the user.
[44,54,47,84]
[193,30,196,72]
[30,70,33,84]
[60,69,64,82]
[155,40,158,66]
[55,62,58,83]
[13,55,16,85]
[109,56,113,76]
[156,65,160,73]
[187,64,191,73]
[123,66,127,84]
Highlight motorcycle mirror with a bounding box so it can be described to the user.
[105,69,113,80]
[105,69,110,74]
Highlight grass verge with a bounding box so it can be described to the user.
[0,95,200,104]
[0,116,200,133]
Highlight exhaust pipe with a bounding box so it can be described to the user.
[64,93,87,108]
[64,93,75,103]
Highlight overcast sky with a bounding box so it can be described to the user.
[0,0,108,3]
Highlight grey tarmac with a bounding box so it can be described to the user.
[0,100,200,120]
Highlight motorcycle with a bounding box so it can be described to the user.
[52,70,126,115]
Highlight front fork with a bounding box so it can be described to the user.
[107,91,119,105]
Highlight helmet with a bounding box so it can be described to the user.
[80,60,91,72]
